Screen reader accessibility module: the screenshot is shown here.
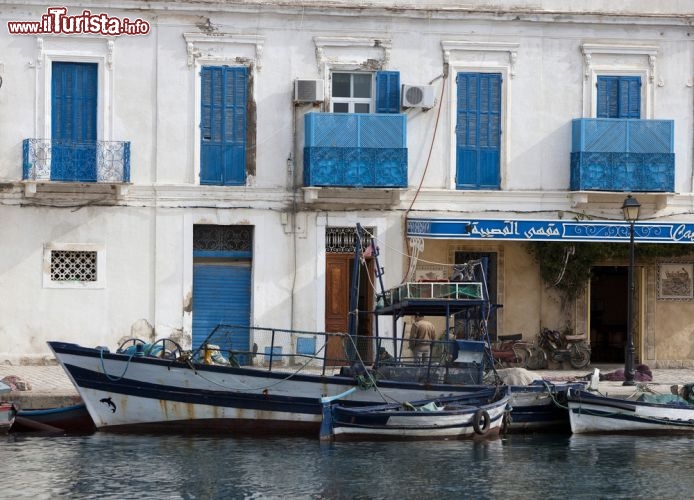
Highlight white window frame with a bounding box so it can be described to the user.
[183,33,263,186]
[313,36,392,114]
[33,36,114,142]
[43,243,106,289]
[441,41,518,191]
[581,43,658,119]
[330,71,374,113]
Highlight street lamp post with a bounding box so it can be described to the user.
[622,195,641,386]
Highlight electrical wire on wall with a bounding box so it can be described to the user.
[401,64,448,284]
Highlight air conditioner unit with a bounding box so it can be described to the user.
[294,79,325,103]
[402,84,435,108]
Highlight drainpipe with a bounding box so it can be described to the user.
[289,103,298,332]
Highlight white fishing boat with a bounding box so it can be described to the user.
[320,386,511,441]
[568,388,694,434]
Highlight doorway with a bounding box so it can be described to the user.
[590,266,636,363]
[454,251,498,339]
[324,253,374,366]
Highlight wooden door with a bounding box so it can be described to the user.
[325,255,350,365]
[325,254,374,366]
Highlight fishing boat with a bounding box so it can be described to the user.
[1,402,16,434]
[568,388,694,434]
[48,335,495,434]
[0,380,15,434]
[11,403,95,434]
[320,386,511,441]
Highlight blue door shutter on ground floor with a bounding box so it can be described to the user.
[192,261,251,354]
[51,61,98,181]
[456,72,501,190]
[200,66,248,185]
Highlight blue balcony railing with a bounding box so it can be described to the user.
[303,112,407,188]
[570,118,674,192]
[23,139,131,183]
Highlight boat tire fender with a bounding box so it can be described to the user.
[473,410,490,435]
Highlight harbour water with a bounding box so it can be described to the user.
[2,432,694,499]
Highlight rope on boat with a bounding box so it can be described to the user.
[342,333,391,404]
[100,348,136,381]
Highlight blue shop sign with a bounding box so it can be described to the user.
[407,218,694,243]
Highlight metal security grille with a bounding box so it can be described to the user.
[326,227,374,253]
[50,250,97,282]
[194,225,253,252]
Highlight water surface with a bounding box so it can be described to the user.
[2,432,693,499]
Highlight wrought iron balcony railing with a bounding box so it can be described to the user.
[570,118,674,192]
[23,139,131,183]
[303,112,407,188]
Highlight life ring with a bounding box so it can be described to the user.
[473,409,490,435]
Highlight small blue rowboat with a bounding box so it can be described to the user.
[320,386,511,441]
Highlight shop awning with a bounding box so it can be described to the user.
[407,217,694,243]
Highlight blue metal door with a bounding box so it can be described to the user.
[51,62,98,181]
[192,261,251,356]
[456,73,501,190]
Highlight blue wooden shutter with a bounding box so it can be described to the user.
[200,66,247,185]
[51,62,97,181]
[620,77,641,118]
[456,73,501,189]
[597,76,640,118]
[52,62,97,141]
[375,71,400,113]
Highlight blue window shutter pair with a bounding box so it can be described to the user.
[200,66,248,185]
[51,62,98,182]
[455,72,501,189]
[52,62,97,142]
[375,71,400,113]
[597,76,641,118]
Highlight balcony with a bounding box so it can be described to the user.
[303,112,407,189]
[570,119,674,192]
[23,139,131,185]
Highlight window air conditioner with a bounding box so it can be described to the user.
[402,84,435,108]
[294,79,325,103]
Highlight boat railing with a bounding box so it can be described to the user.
[376,281,484,308]
[195,324,488,382]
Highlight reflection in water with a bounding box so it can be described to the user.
[3,433,694,499]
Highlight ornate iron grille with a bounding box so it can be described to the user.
[50,250,97,282]
[22,139,131,182]
[325,227,374,253]
[194,225,253,252]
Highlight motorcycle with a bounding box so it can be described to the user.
[490,333,532,368]
[526,328,591,370]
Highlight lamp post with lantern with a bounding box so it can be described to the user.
[622,195,641,386]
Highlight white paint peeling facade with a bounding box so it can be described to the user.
[1,1,693,366]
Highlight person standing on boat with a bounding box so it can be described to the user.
[409,314,436,365]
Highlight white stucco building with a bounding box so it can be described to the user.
[1,1,694,367]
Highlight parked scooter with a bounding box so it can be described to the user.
[526,328,591,370]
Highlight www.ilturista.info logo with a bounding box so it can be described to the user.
[8,7,150,36]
